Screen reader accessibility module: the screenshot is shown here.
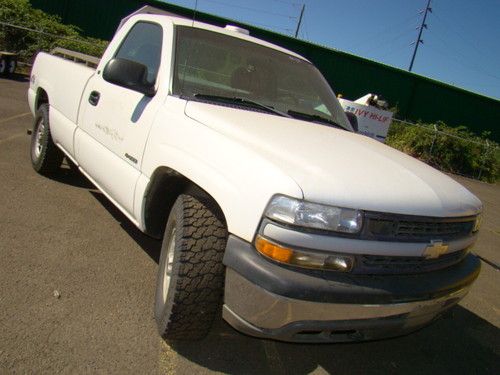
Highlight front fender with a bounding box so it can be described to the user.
[140,97,303,241]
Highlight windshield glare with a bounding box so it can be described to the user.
[173,26,351,130]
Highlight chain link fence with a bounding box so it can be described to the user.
[386,118,499,183]
[0,20,107,68]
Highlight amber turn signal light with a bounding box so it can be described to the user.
[255,236,293,263]
[254,235,354,272]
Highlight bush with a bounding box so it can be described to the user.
[386,120,499,182]
[0,0,108,61]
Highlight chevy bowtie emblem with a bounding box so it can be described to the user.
[423,240,449,259]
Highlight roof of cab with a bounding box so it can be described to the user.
[125,13,310,63]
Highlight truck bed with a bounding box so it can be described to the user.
[29,51,96,125]
[51,48,100,69]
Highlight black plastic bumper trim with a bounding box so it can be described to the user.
[223,235,481,304]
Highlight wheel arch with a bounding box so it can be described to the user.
[143,166,227,239]
[35,87,49,110]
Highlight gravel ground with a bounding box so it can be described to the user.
[0,76,498,374]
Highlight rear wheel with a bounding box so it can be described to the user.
[155,194,227,341]
[0,58,6,75]
[30,104,64,175]
[7,59,16,75]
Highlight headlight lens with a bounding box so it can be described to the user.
[472,214,482,232]
[265,195,363,233]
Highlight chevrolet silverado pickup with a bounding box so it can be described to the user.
[28,13,482,343]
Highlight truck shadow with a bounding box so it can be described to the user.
[169,308,499,374]
[49,164,163,261]
[50,162,95,189]
[89,190,162,263]
[3,73,29,82]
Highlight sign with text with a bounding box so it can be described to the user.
[339,99,393,142]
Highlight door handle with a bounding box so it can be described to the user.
[88,91,100,106]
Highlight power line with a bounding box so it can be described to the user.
[427,23,500,81]
[426,42,500,81]
[0,21,95,46]
[346,13,420,52]
[434,47,500,81]
[363,28,415,56]
[201,0,297,19]
[301,16,307,39]
[269,0,301,6]
[432,12,498,64]
[223,16,294,34]
[378,38,416,60]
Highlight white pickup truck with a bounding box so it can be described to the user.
[28,13,482,343]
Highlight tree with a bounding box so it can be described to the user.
[0,0,107,61]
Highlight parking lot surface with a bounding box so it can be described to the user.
[0,77,498,374]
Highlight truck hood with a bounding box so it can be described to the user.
[185,101,482,217]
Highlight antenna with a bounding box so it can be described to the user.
[192,0,198,27]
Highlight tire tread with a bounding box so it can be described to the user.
[156,194,227,340]
[31,104,63,175]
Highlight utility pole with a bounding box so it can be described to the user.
[408,0,432,72]
[294,4,305,38]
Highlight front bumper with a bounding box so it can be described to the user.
[222,235,481,343]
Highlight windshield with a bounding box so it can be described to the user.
[172,26,351,130]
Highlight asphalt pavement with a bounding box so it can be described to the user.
[0,76,498,374]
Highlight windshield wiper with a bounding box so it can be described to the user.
[190,94,292,118]
[287,110,348,130]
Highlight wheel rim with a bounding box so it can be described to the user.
[162,227,176,303]
[0,60,5,73]
[32,118,45,160]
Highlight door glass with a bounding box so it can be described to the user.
[115,22,163,85]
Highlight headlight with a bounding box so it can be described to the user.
[472,214,482,232]
[265,195,363,233]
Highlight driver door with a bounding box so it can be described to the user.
[75,21,164,216]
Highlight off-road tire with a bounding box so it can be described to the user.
[155,194,228,341]
[0,58,6,75]
[30,104,64,175]
[7,59,16,75]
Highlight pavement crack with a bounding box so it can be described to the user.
[0,112,30,125]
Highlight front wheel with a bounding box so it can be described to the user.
[155,194,228,341]
[7,59,16,75]
[30,104,64,175]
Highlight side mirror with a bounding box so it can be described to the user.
[103,58,156,97]
[345,111,358,132]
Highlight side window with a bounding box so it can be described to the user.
[114,22,163,85]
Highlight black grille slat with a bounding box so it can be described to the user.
[397,221,469,235]
[357,250,466,275]
[396,220,473,239]
[365,214,475,242]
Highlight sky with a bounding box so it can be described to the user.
[159,0,500,100]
